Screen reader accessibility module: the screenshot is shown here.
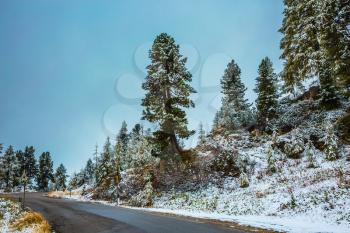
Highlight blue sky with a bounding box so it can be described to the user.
[0,0,284,175]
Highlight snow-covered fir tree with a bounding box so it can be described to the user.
[239,171,249,188]
[305,140,317,168]
[218,60,252,130]
[319,0,350,95]
[96,137,113,185]
[84,158,95,184]
[115,121,129,170]
[142,33,196,158]
[36,151,54,191]
[54,164,67,191]
[324,126,340,161]
[127,124,153,169]
[197,122,206,145]
[0,145,18,191]
[255,57,278,129]
[280,0,322,90]
[280,0,349,97]
[267,144,277,174]
[17,146,37,185]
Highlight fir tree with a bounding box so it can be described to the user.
[255,57,278,129]
[37,152,54,191]
[17,146,37,184]
[198,122,206,145]
[115,121,129,170]
[212,111,221,130]
[0,145,17,191]
[219,60,252,130]
[239,171,249,188]
[127,127,153,169]
[96,137,113,185]
[319,0,350,96]
[324,126,340,161]
[267,144,277,174]
[141,33,196,157]
[280,0,321,90]
[84,159,94,183]
[305,140,317,168]
[54,164,67,191]
[280,0,349,97]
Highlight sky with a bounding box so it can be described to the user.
[0,0,284,175]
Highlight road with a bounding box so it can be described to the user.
[7,192,252,233]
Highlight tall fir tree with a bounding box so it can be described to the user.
[0,145,17,191]
[54,164,67,191]
[280,0,321,90]
[17,146,37,184]
[115,121,129,170]
[84,158,95,183]
[255,57,278,129]
[219,60,252,130]
[96,137,113,185]
[319,0,350,96]
[142,33,196,158]
[37,152,54,191]
[280,0,349,99]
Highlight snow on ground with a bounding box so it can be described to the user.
[149,131,350,233]
[0,198,33,233]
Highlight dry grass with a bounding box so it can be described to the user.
[47,190,80,199]
[11,211,51,233]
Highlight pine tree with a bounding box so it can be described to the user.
[198,122,206,145]
[17,146,37,184]
[319,0,350,96]
[127,127,153,169]
[96,137,113,185]
[267,144,277,174]
[0,145,17,191]
[54,164,67,191]
[141,33,196,158]
[219,60,252,130]
[84,159,94,183]
[280,0,350,97]
[305,140,317,168]
[280,0,321,90]
[255,57,278,129]
[239,171,249,188]
[324,126,340,161]
[212,111,221,130]
[115,121,129,170]
[37,152,54,191]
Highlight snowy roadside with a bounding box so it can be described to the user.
[50,190,349,233]
[124,206,349,233]
[0,197,51,233]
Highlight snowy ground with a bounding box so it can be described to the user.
[148,131,350,233]
[0,198,33,233]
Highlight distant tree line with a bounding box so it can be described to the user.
[0,144,67,192]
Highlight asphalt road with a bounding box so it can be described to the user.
[7,192,252,233]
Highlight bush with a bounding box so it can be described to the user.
[210,150,240,177]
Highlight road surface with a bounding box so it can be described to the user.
[7,192,252,233]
